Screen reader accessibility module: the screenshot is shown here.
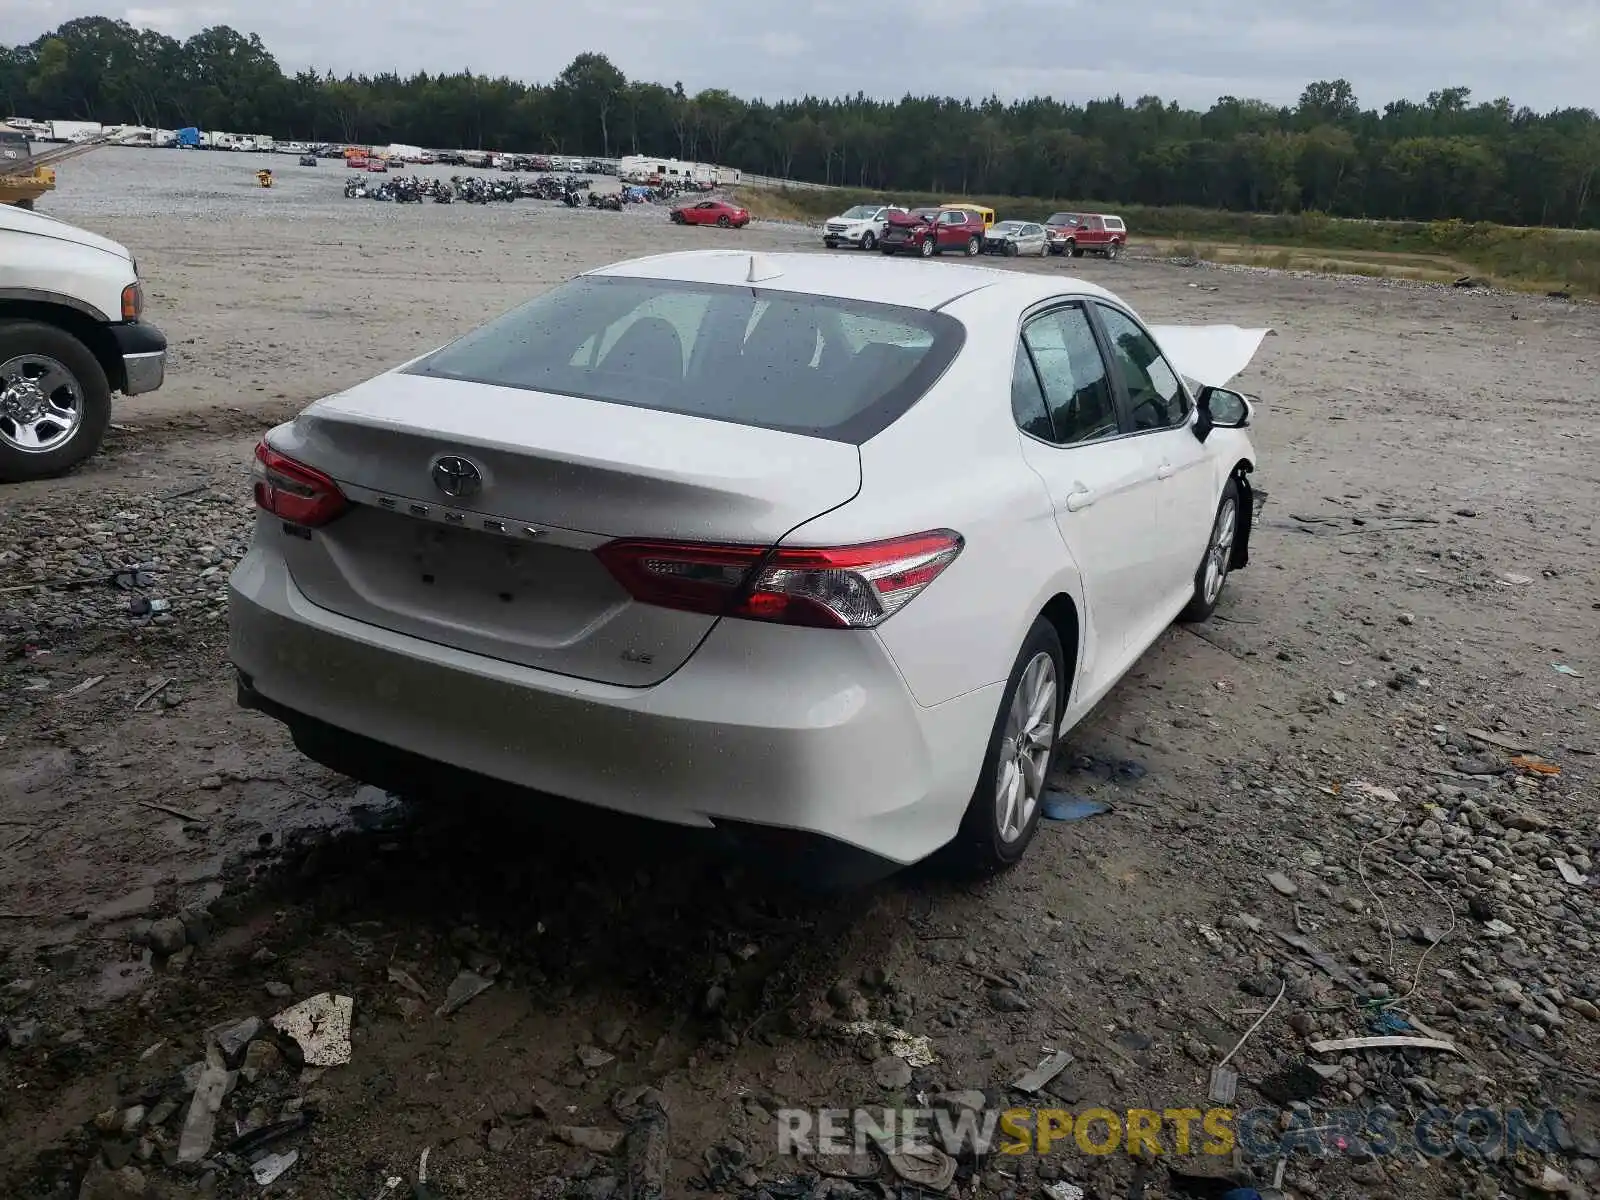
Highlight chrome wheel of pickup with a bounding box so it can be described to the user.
[0,353,84,454]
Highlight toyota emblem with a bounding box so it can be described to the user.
[430,455,482,499]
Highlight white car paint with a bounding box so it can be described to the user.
[822,205,903,249]
[0,202,136,321]
[228,250,1262,870]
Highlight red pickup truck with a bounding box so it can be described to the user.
[1044,212,1128,259]
[879,207,986,257]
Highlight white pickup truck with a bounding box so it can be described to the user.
[0,204,166,481]
[821,204,905,251]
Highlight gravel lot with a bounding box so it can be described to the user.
[1,147,1597,1200]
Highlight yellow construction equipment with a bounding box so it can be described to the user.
[1,127,135,209]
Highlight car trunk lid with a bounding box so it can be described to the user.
[266,371,863,686]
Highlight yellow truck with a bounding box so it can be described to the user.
[0,127,55,210]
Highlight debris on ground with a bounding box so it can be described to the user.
[871,1054,912,1089]
[437,969,496,1017]
[176,1049,232,1163]
[839,1021,936,1067]
[1307,1034,1460,1055]
[251,1149,299,1184]
[270,992,354,1066]
[1041,793,1112,822]
[620,1088,669,1200]
[1011,1048,1074,1094]
[556,1126,625,1154]
[884,1143,957,1191]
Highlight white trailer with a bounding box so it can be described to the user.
[617,154,667,181]
[47,120,103,143]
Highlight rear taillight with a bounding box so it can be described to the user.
[596,530,963,629]
[252,440,348,528]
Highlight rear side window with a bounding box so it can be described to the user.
[1020,306,1120,444]
[1105,218,1125,231]
[1011,340,1053,441]
[409,275,964,444]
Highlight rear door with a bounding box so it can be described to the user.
[935,211,965,250]
[1011,302,1163,682]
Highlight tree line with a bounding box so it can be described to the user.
[3,16,1598,228]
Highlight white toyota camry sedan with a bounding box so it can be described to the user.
[229,250,1266,879]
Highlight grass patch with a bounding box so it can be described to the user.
[735,186,1597,296]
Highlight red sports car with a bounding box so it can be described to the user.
[670,199,750,228]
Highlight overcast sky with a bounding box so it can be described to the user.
[5,0,1597,113]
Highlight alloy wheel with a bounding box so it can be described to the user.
[1203,497,1238,604]
[994,652,1057,843]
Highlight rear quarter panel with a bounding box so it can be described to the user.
[784,300,1087,709]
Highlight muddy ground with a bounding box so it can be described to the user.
[2,148,1598,1200]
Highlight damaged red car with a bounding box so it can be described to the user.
[878,208,985,258]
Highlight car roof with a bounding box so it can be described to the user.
[586,249,1119,311]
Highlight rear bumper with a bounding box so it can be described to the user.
[107,321,166,395]
[228,547,997,867]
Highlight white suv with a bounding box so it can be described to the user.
[0,204,167,481]
[822,205,904,251]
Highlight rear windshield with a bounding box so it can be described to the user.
[406,275,965,444]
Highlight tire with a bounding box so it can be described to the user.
[716,215,731,228]
[1104,241,1120,261]
[1048,244,1062,256]
[1065,241,1080,258]
[965,236,980,257]
[954,617,1066,872]
[1004,241,1019,257]
[881,247,896,256]
[0,321,112,483]
[1179,477,1240,623]
[920,238,935,258]
[824,239,838,249]
[860,231,876,251]
[15,198,35,211]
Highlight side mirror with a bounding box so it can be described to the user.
[1194,386,1252,442]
